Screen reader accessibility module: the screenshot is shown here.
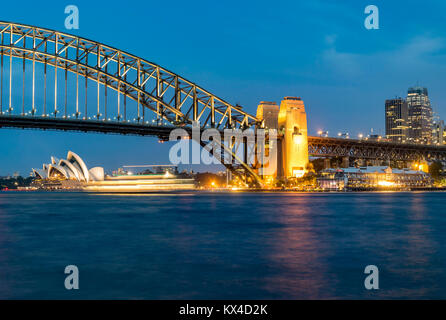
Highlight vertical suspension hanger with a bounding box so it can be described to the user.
[143,82,146,123]
[22,36,26,116]
[9,26,13,114]
[54,33,58,117]
[104,64,108,121]
[32,27,36,115]
[44,41,47,117]
[75,39,79,118]
[64,48,68,118]
[117,52,121,121]
[137,59,140,122]
[96,45,100,120]
[84,54,88,120]
[1,29,4,115]
[124,72,127,121]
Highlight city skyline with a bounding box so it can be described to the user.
[385,85,445,145]
[1,0,446,175]
[2,1,446,303]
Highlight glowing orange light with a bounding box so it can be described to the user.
[378,180,394,187]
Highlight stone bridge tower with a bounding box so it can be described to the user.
[277,97,309,178]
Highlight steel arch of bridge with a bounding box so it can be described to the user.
[0,21,263,185]
[0,22,257,128]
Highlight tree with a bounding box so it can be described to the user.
[429,161,443,181]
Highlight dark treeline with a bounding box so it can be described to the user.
[0,177,35,190]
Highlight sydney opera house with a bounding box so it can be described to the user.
[33,151,105,183]
[32,151,195,192]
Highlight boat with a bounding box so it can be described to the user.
[83,165,196,193]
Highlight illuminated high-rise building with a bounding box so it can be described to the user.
[385,98,408,143]
[407,86,433,144]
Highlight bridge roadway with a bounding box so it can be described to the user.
[308,136,446,162]
[2,114,446,162]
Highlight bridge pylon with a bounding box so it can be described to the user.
[256,97,310,182]
[277,97,309,179]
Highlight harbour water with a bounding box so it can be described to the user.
[0,191,446,299]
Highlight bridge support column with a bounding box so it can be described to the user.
[277,97,309,178]
[324,158,331,169]
[341,157,349,168]
[355,159,364,167]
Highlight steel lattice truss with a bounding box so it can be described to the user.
[0,21,263,185]
[308,137,446,162]
[0,22,258,128]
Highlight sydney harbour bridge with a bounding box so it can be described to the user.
[1,22,446,186]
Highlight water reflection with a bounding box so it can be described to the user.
[385,194,439,298]
[0,192,445,299]
[263,194,334,299]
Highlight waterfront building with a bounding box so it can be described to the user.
[385,98,409,143]
[33,151,100,183]
[317,166,433,190]
[407,86,433,144]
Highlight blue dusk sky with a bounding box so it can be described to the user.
[1,0,446,175]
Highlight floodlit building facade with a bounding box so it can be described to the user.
[318,166,433,190]
[257,101,279,130]
[256,101,280,180]
[277,97,309,179]
[255,97,310,181]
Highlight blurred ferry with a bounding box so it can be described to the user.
[83,165,196,192]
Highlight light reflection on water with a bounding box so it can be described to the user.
[0,191,445,299]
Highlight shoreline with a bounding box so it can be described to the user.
[2,187,446,194]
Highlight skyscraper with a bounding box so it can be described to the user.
[433,120,445,145]
[385,98,408,143]
[407,86,433,144]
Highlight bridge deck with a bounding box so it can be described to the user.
[0,115,175,139]
[308,136,446,161]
